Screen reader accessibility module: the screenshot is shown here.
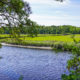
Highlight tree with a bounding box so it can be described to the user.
[0,0,31,35]
[26,20,39,37]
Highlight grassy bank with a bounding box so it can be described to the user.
[0,34,80,51]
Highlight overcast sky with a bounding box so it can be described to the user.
[24,0,80,26]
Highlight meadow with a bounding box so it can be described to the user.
[0,34,80,42]
[0,34,80,47]
[21,34,80,42]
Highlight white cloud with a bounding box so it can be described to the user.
[23,0,80,26]
[29,14,80,26]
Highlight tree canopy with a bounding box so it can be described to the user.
[0,0,31,27]
[0,0,64,26]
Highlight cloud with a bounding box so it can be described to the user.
[29,14,80,26]
[24,0,80,26]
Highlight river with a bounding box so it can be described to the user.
[0,46,71,80]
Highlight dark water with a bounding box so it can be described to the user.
[0,46,71,80]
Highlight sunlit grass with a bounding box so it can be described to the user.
[0,34,80,46]
[20,34,80,42]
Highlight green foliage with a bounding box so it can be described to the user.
[0,0,31,25]
[37,25,80,34]
[62,73,80,80]
[52,42,79,52]
[0,0,32,40]
[62,56,80,80]
[62,35,80,80]
[27,21,39,37]
[1,25,80,35]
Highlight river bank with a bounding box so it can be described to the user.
[0,34,80,52]
[1,43,52,50]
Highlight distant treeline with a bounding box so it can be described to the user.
[38,25,80,34]
[0,25,80,34]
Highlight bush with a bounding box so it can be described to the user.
[62,45,80,80]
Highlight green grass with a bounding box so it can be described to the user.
[1,34,80,52]
[0,34,80,47]
[20,34,80,43]
[0,34,9,38]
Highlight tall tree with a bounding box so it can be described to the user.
[0,0,32,39]
[0,0,31,30]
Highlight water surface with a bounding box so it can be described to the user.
[0,46,71,80]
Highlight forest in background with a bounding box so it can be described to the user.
[0,25,80,35]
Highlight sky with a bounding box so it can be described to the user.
[24,0,80,27]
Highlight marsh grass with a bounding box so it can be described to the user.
[0,34,80,50]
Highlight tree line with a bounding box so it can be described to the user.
[0,25,80,35]
[38,25,80,34]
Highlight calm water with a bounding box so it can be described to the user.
[0,46,71,80]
